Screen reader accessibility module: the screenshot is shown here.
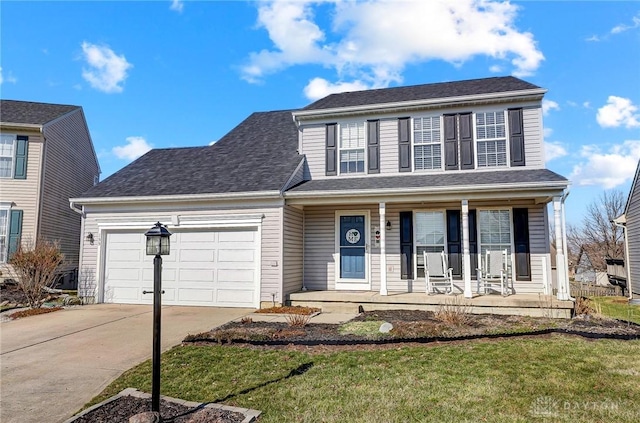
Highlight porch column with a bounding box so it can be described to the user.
[554,195,570,300]
[461,200,473,298]
[379,202,388,295]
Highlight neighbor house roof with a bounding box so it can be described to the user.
[78,110,302,198]
[0,100,80,126]
[302,76,542,111]
[285,168,568,197]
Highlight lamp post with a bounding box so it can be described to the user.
[143,222,172,415]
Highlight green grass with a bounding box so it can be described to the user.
[88,336,640,422]
[591,296,640,324]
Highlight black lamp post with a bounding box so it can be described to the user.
[143,222,172,414]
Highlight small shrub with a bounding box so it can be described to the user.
[434,297,472,326]
[240,316,253,324]
[9,238,65,309]
[574,297,594,316]
[285,313,311,327]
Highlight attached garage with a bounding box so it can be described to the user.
[102,228,259,307]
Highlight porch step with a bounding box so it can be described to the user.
[288,291,574,319]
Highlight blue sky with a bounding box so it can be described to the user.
[1,0,639,225]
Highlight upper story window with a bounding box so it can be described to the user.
[0,134,15,178]
[339,122,365,174]
[413,116,442,170]
[475,111,507,167]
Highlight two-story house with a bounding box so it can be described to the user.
[0,100,100,286]
[71,76,571,309]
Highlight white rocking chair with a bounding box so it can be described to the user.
[424,251,454,295]
[476,249,512,296]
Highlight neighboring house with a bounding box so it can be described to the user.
[618,160,640,297]
[0,100,100,285]
[70,76,571,308]
[572,245,609,286]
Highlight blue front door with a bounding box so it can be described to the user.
[340,215,366,279]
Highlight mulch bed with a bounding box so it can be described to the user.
[8,306,63,319]
[73,395,245,423]
[184,309,640,352]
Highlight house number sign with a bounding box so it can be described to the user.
[345,229,361,244]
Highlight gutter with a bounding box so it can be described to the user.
[293,88,547,120]
[70,190,284,206]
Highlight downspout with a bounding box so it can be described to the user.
[612,216,632,300]
[561,190,574,301]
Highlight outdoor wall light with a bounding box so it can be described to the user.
[386,220,392,230]
[86,232,94,245]
[145,222,172,256]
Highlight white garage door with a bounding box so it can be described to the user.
[103,229,259,307]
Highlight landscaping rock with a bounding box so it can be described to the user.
[379,322,393,333]
[128,411,161,423]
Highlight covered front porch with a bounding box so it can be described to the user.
[288,290,574,318]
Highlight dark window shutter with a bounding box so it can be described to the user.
[8,210,23,259]
[444,114,458,170]
[400,211,413,279]
[459,113,474,170]
[398,118,411,172]
[447,210,462,278]
[367,120,380,174]
[513,208,531,280]
[325,123,337,176]
[509,108,525,167]
[469,210,478,280]
[14,136,28,179]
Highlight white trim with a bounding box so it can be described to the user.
[335,210,371,290]
[411,114,444,172]
[70,190,283,205]
[379,203,387,296]
[292,89,547,120]
[0,204,12,264]
[461,200,473,298]
[473,110,510,169]
[0,134,16,179]
[337,121,367,176]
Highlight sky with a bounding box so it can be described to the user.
[1,0,639,226]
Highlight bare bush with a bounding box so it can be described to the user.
[434,297,472,326]
[285,313,311,327]
[8,238,64,309]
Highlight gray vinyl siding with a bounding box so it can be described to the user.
[77,204,283,304]
[524,204,550,294]
[379,119,398,174]
[627,173,640,295]
[303,206,336,289]
[300,124,326,180]
[282,158,306,191]
[0,131,43,271]
[39,110,99,270]
[523,106,544,169]
[283,205,303,295]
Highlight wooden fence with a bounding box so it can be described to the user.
[570,281,622,297]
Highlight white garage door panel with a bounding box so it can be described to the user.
[103,228,258,307]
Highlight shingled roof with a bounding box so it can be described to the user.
[286,169,568,195]
[0,100,80,125]
[80,110,302,198]
[303,76,541,111]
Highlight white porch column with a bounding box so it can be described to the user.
[461,200,473,298]
[554,195,570,300]
[379,202,388,296]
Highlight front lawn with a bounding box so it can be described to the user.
[88,336,640,422]
[591,296,640,324]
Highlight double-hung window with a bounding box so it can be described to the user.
[339,122,365,174]
[0,208,8,263]
[476,111,507,167]
[415,211,445,278]
[413,116,442,170]
[478,209,512,255]
[0,134,15,178]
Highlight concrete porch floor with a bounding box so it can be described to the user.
[288,290,575,318]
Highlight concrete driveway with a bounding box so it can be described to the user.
[0,304,251,423]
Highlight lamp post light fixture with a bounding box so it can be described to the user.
[143,222,172,415]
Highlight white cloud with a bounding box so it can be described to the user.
[544,141,567,162]
[583,101,591,109]
[242,0,544,97]
[611,14,640,34]
[585,35,600,42]
[304,77,371,100]
[570,140,640,189]
[542,99,559,116]
[81,42,132,93]
[112,136,152,161]
[170,0,184,13]
[543,127,553,138]
[0,67,17,85]
[596,96,640,128]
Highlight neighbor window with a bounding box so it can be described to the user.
[478,209,512,255]
[339,122,365,174]
[415,211,445,278]
[0,134,15,178]
[476,111,507,167]
[413,116,442,170]
[0,209,8,263]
